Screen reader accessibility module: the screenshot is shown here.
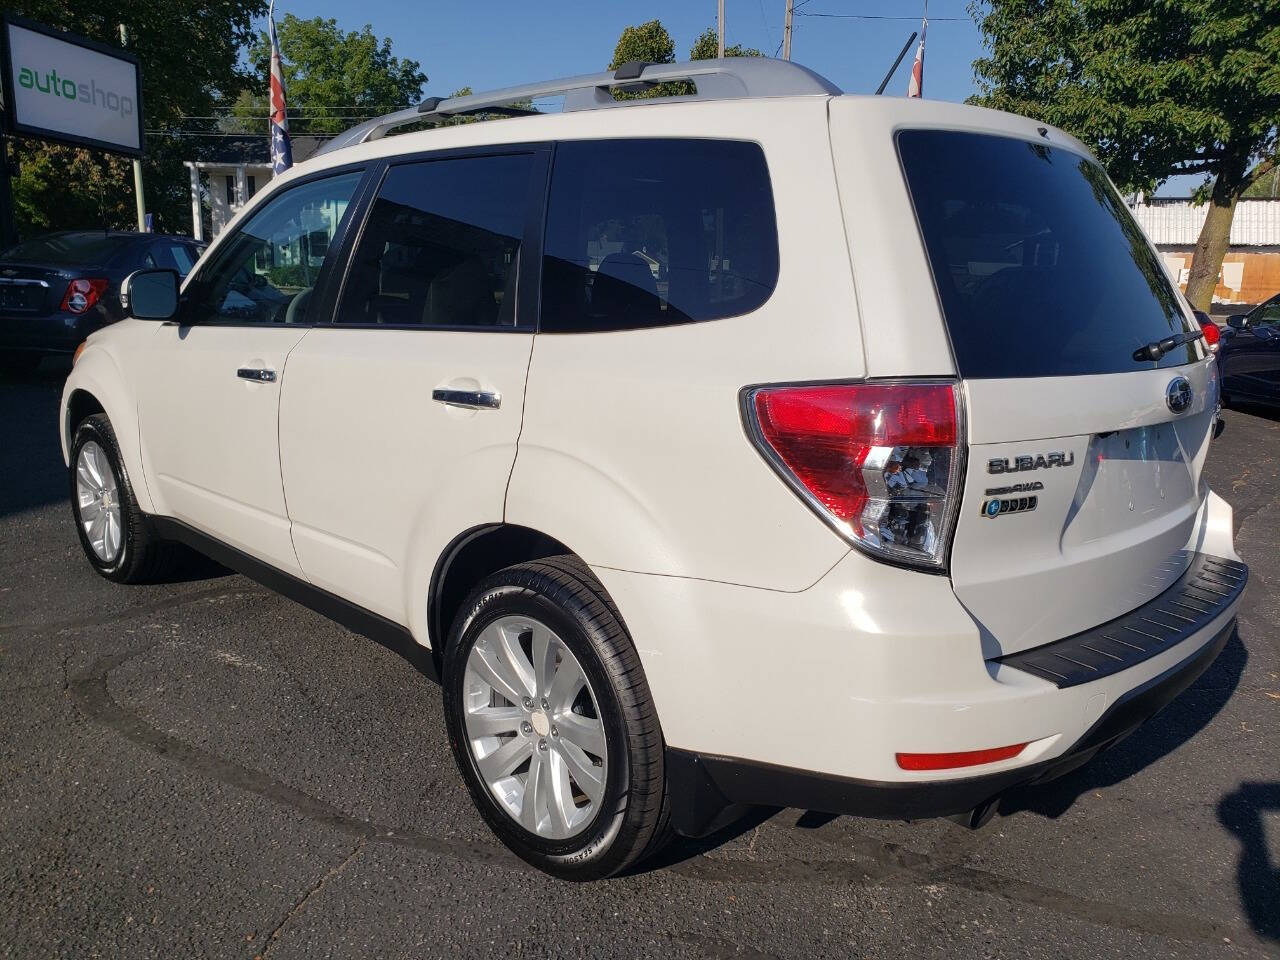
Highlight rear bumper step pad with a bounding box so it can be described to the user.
[993,552,1247,688]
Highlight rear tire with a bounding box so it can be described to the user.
[442,556,671,880]
[69,414,180,583]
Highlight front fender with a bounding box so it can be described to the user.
[61,341,155,515]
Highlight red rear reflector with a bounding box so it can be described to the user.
[744,381,962,569]
[896,743,1028,771]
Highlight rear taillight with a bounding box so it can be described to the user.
[743,381,964,570]
[1198,318,1220,352]
[60,278,109,315]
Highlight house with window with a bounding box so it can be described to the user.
[182,135,326,241]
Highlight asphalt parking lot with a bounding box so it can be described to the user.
[1,359,1278,959]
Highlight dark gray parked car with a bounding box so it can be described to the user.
[1221,292,1280,408]
[0,231,204,372]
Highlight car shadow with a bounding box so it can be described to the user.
[625,804,780,875]
[1217,782,1280,942]
[998,627,1246,819]
[0,357,75,518]
[1225,399,1280,423]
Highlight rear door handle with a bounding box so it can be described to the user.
[237,367,276,383]
[432,388,500,410]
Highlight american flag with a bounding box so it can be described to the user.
[907,1,927,98]
[268,1,292,173]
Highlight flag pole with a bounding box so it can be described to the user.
[906,0,928,98]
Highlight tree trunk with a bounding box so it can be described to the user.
[1184,173,1240,312]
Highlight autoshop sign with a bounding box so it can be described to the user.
[1,15,143,157]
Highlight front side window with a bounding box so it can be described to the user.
[540,139,779,333]
[898,130,1195,378]
[181,171,361,325]
[336,153,535,327]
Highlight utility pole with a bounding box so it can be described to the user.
[118,24,147,232]
[717,0,725,58]
[782,0,794,60]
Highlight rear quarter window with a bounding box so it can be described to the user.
[897,130,1196,379]
[540,138,779,333]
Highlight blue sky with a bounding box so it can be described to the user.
[267,0,983,102]
[261,1,1197,194]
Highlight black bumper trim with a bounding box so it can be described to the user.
[666,617,1235,837]
[994,552,1247,688]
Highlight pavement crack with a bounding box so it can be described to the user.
[257,838,366,958]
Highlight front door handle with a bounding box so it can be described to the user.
[237,367,276,383]
[432,388,500,410]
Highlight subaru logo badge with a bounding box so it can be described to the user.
[985,499,1003,518]
[1165,376,1193,414]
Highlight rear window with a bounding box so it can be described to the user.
[1,233,134,266]
[897,130,1195,379]
[540,138,778,333]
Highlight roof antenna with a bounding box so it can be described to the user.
[875,31,917,95]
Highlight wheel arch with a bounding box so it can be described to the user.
[60,345,156,514]
[427,523,578,668]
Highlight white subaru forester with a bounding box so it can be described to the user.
[60,59,1247,879]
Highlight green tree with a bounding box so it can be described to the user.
[608,20,690,99]
[970,0,1280,310]
[608,20,762,101]
[4,0,266,238]
[688,27,763,60]
[231,15,426,135]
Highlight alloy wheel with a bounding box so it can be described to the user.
[462,615,608,840]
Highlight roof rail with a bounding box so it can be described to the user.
[314,58,841,158]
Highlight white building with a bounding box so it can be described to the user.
[183,135,325,242]
[1130,197,1280,305]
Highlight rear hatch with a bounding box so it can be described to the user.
[896,128,1218,655]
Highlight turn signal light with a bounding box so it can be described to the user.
[896,743,1028,771]
[60,278,109,315]
[743,381,963,570]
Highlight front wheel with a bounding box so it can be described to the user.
[69,414,180,583]
[442,557,670,880]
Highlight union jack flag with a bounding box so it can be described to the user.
[907,1,927,98]
[268,1,292,173]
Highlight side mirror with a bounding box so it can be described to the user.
[1226,314,1249,330]
[120,269,179,320]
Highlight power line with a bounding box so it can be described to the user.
[795,11,964,19]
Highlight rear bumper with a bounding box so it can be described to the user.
[0,311,109,353]
[592,491,1245,837]
[667,615,1236,835]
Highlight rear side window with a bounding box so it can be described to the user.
[337,153,535,328]
[898,130,1195,378]
[541,139,778,333]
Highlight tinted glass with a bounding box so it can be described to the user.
[182,172,361,325]
[541,139,778,333]
[1252,295,1280,328]
[1,233,133,265]
[898,131,1196,378]
[337,154,534,327]
[149,241,197,277]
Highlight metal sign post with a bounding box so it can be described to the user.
[117,23,146,231]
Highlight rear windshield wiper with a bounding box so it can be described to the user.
[1132,328,1204,362]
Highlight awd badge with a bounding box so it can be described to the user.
[982,495,1038,518]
